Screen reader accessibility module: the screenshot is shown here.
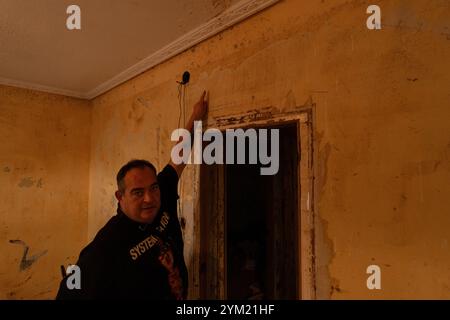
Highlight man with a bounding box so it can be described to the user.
[56,91,208,299]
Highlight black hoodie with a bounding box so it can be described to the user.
[56,165,188,299]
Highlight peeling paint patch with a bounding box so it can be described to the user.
[129,98,146,127]
[136,97,150,109]
[36,178,43,188]
[214,107,279,127]
[317,143,331,195]
[315,214,335,299]
[17,177,44,188]
[18,177,35,188]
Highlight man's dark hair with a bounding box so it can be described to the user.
[116,159,157,193]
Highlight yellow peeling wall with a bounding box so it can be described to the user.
[0,85,91,299]
[89,0,450,299]
[1,0,448,300]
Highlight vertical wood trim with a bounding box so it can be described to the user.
[299,112,316,299]
[194,109,315,300]
[217,165,226,299]
[190,164,201,298]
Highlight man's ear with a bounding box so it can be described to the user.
[115,190,123,201]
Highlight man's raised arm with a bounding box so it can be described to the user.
[169,90,208,178]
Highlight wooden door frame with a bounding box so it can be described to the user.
[190,107,316,299]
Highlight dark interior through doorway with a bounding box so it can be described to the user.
[200,123,299,299]
[226,124,298,299]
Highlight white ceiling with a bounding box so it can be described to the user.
[0,0,278,99]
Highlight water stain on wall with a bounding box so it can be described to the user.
[17,177,44,188]
[128,97,148,129]
[18,177,35,188]
[36,178,43,188]
[316,143,331,196]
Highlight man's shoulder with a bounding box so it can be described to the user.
[81,215,124,255]
[98,213,129,239]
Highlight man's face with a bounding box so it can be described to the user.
[115,167,161,224]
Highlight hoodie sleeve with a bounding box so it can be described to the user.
[157,164,179,215]
[56,243,112,300]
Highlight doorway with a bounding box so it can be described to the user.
[226,124,298,299]
[198,111,314,300]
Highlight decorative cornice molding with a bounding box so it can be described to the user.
[86,0,279,100]
[0,77,88,99]
[0,0,279,100]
